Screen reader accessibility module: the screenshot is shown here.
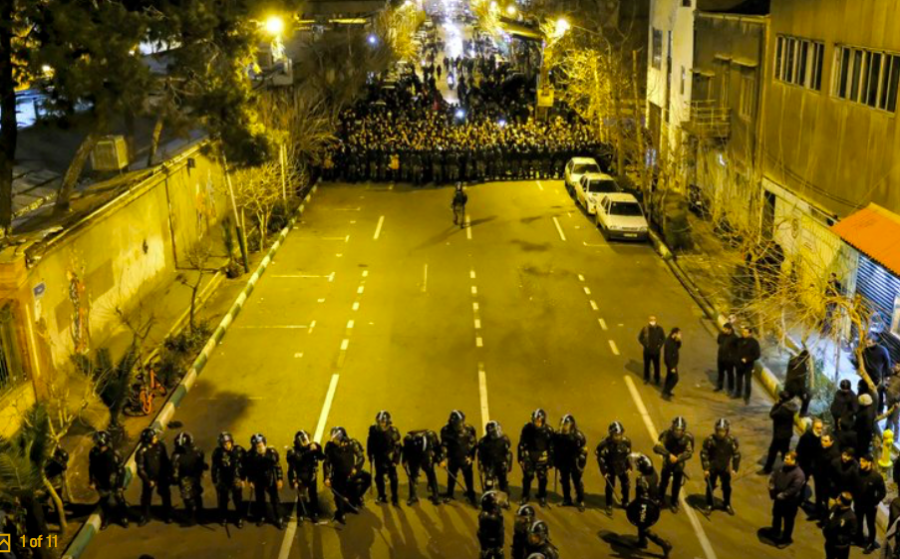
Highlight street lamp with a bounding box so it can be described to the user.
[554,17,570,39]
[506,4,517,15]
[264,15,285,36]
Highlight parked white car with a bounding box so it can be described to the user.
[575,172,621,214]
[595,193,649,241]
[564,157,601,194]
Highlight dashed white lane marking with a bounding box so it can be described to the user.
[470,270,476,279]
[362,270,369,277]
[314,374,341,443]
[583,286,591,295]
[474,319,482,329]
[317,298,325,303]
[340,338,350,351]
[236,325,308,329]
[536,181,544,191]
[578,274,585,282]
[471,286,478,295]
[373,215,385,240]
[273,273,335,279]
[466,216,472,240]
[589,300,599,310]
[308,320,316,335]
[552,216,567,241]
[294,352,303,358]
[357,286,365,294]
[624,376,718,559]
[278,512,299,559]
[608,340,620,355]
[478,362,490,432]
[346,320,354,329]
[422,264,428,293]
[352,302,360,311]
[599,318,608,330]
[476,336,483,347]
[473,302,480,311]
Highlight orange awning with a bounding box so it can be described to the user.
[830,203,900,277]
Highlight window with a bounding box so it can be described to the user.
[834,45,900,112]
[740,74,756,119]
[775,35,824,90]
[0,304,25,398]
[652,29,663,69]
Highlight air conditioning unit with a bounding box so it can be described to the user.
[91,135,129,171]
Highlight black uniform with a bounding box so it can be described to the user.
[596,435,632,509]
[136,440,173,522]
[211,444,245,525]
[553,424,587,507]
[855,465,886,549]
[478,509,504,558]
[629,461,672,556]
[764,397,798,473]
[324,437,370,522]
[653,428,694,507]
[441,422,478,502]
[243,447,283,527]
[639,323,666,384]
[367,423,402,504]
[823,503,857,559]
[172,443,207,523]
[525,541,559,559]
[701,433,740,510]
[478,432,512,494]
[286,442,325,519]
[716,329,739,392]
[662,335,681,398]
[402,430,444,505]
[511,510,533,559]
[89,446,128,527]
[518,422,554,503]
[735,335,761,402]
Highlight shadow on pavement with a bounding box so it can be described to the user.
[598,529,659,558]
[510,239,551,252]
[469,215,497,227]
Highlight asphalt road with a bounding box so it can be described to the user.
[82,179,847,559]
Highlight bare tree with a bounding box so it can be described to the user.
[175,243,213,334]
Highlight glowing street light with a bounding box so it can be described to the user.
[264,15,285,36]
[554,17,570,38]
[505,4,516,15]
[367,33,379,46]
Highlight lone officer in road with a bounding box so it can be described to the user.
[525,520,560,559]
[324,426,370,525]
[452,183,468,227]
[286,430,325,522]
[518,409,554,507]
[244,433,284,529]
[638,316,666,385]
[701,418,740,516]
[512,504,536,559]
[478,420,513,495]
[367,410,402,507]
[136,427,173,526]
[211,431,245,527]
[402,429,444,506]
[478,490,507,559]
[172,432,208,526]
[89,430,129,529]
[440,410,478,506]
[627,453,673,558]
[553,414,587,511]
[653,417,694,513]
[596,421,632,516]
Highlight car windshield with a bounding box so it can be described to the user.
[587,180,618,193]
[573,163,600,175]
[609,202,643,217]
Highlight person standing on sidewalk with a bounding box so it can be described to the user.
[862,336,892,413]
[763,392,798,474]
[638,316,666,386]
[89,431,129,530]
[768,451,805,549]
[795,418,823,511]
[784,350,812,417]
[662,328,682,400]
[715,323,739,394]
[854,454,885,554]
[855,393,878,458]
[734,326,760,404]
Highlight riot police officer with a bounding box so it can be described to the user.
[441,410,478,506]
[244,433,284,529]
[518,409,554,507]
[701,418,740,516]
[136,427,172,525]
[89,431,128,529]
[478,420,513,495]
[324,426,371,524]
[554,414,587,511]
[628,453,673,557]
[172,432,207,526]
[653,417,694,513]
[286,430,325,522]
[211,431,245,527]
[478,490,506,558]
[512,504,536,559]
[596,421,632,515]
[402,429,444,506]
[525,520,559,559]
[367,410,402,506]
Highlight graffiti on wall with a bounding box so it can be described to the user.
[195,170,218,239]
[66,263,91,355]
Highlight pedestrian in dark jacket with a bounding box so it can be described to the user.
[715,323,739,393]
[831,449,860,499]
[837,417,859,455]
[854,454,886,554]
[796,418,823,509]
[784,350,812,416]
[863,336,892,412]
[763,392,797,474]
[884,364,900,435]
[855,393,878,458]
[823,493,857,559]
[815,433,841,521]
[768,451,805,548]
[734,326,760,404]
[831,379,858,428]
[638,316,666,385]
[662,328,682,399]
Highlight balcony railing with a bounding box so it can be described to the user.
[684,100,730,140]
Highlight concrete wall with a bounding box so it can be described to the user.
[762,0,900,218]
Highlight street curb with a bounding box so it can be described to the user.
[62,183,319,559]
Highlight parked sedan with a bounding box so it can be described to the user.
[575,172,621,214]
[595,193,649,241]
[564,157,601,194]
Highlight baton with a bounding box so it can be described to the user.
[329,485,359,514]
[554,466,558,496]
[441,463,463,486]
[603,474,622,506]
[296,490,309,520]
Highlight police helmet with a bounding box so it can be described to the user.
[449,409,466,426]
[294,430,311,447]
[140,428,157,445]
[217,432,234,447]
[528,520,550,544]
[608,421,625,436]
[516,504,536,519]
[481,490,501,511]
[531,408,547,425]
[715,418,730,433]
[559,414,576,432]
[250,433,267,447]
[486,420,502,439]
[672,416,687,432]
[93,430,111,447]
[174,431,193,448]
[526,554,547,559]
[630,452,653,473]
[330,426,347,443]
[376,410,392,426]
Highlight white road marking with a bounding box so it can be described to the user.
[317,298,325,303]
[598,318,608,330]
[536,181,544,191]
[336,253,343,257]
[474,319,482,329]
[357,286,365,294]
[471,286,478,295]
[473,302,480,311]
[466,216,472,240]
[314,374,340,443]
[320,236,347,241]
[578,274,585,282]
[478,363,490,432]
[294,352,303,358]
[308,320,316,334]
[608,340,620,355]
[362,270,369,277]
[347,320,354,329]
[422,264,428,292]
[589,300,599,310]
[340,338,350,351]
[470,270,476,279]
[373,215,385,240]
[476,336,484,347]
[552,216,567,241]
[352,302,360,311]
[624,376,718,559]
[273,274,333,279]
[277,508,299,559]
[334,207,362,211]
[583,241,609,247]
[583,286,591,295]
